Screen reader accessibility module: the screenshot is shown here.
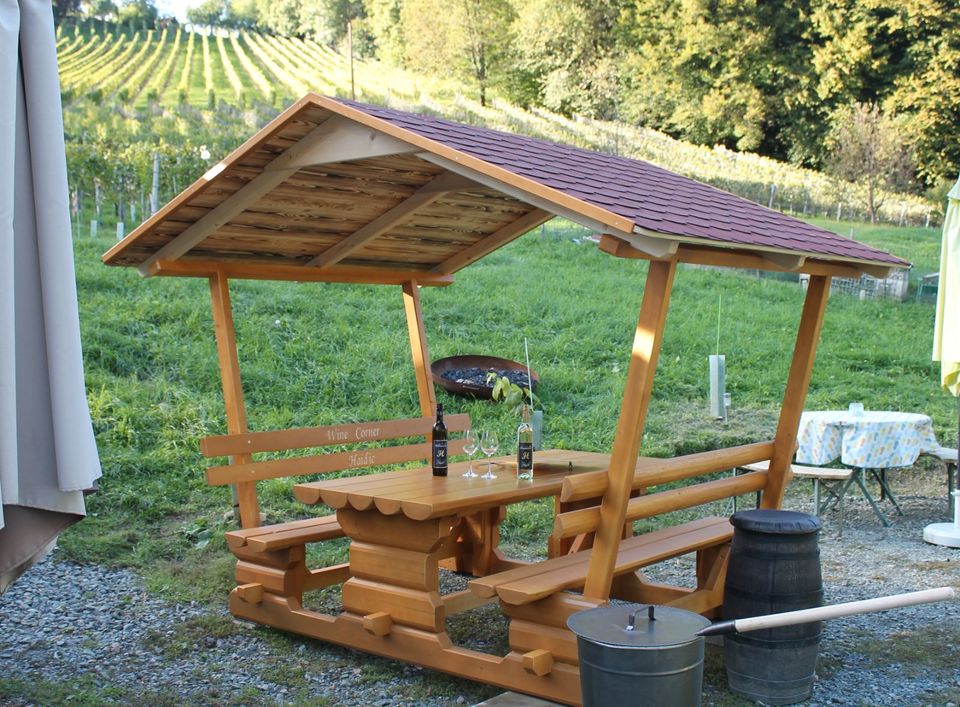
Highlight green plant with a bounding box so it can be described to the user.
[486,372,539,415]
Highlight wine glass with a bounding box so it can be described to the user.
[462,428,478,478]
[480,429,499,479]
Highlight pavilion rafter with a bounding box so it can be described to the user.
[307,171,479,269]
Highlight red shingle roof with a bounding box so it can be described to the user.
[338,99,907,268]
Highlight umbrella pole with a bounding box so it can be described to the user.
[954,397,959,528]
[924,397,960,546]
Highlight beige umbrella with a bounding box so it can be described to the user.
[925,176,960,547]
[0,0,102,592]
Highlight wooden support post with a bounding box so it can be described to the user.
[761,274,832,509]
[583,259,677,600]
[402,280,436,417]
[209,272,260,528]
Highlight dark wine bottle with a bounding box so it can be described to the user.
[431,403,448,476]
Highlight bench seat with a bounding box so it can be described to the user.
[469,516,732,606]
[225,514,344,552]
[739,459,853,481]
[740,460,854,533]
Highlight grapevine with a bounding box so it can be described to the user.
[143,27,182,104]
[202,32,213,94]
[97,30,155,98]
[215,35,243,99]
[175,31,195,99]
[241,32,309,96]
[228,34,272,100]
[123,28,170,104]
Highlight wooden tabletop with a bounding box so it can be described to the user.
[293,449,614,521]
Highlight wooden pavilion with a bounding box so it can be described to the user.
[102,94,907,703]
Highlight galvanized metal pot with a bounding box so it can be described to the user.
[567,604,710,707]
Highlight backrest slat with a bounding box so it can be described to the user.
[554,466,770,539]
[201,413,470,457]
[207,438,469,486]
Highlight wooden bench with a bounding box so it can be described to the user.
[464,442,776,674]
[470,516,733,605]
[920,446,958,505]
[201,413,469,603]
[739,460,854,533]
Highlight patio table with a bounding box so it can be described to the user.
[292,449,615,634]
[796,410,941,525]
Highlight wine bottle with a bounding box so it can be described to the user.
[431,403,448,476]
[517,404,533,480]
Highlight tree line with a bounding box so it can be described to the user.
[61,0,958,206]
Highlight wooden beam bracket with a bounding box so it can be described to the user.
[522,648,555,676]
[363,611,393,636]
[236,583,264,604]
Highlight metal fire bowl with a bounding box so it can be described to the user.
[431,355,540,399]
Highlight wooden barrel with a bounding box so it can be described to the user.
[723,509,823,705]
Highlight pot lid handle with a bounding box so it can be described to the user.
[626,605,656,631]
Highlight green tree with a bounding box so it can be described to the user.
[827,102,916,223]
[620,0,814,158]
[187,0,229,27]
[510,0,623,119]
[117,0,158,28]
[54,0,83,21]
[228,0,261,29]
[87,0,118,20]
[255,0,300,35]
[400,0,515,107]
[880,0,960,185]
[299,0,366,46]
[363,0,404,63]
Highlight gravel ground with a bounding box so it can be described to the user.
[2,480,959,706]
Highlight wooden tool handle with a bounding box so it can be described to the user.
[698,587,957,636]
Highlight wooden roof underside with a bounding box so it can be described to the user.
[103,95,905,285]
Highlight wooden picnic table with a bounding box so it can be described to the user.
[285,448,620,698]
[293,449,615,580]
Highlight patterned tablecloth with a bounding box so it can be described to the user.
[796,410,940,468]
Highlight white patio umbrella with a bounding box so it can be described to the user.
[0,0,102,592]
[925,176,960,547]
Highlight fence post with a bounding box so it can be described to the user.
[150,152,160,215]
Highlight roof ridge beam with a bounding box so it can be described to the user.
[419,152,678,259]
[266,116,417,171]
[305,171,469,269]
[137,117,344,276]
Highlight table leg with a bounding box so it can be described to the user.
[868,468,904,517]
[461,506,506,575]
[337,508,459,632]
[853,469,891,527]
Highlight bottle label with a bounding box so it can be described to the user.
[517,442,533,478]
[432,440,448,475]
